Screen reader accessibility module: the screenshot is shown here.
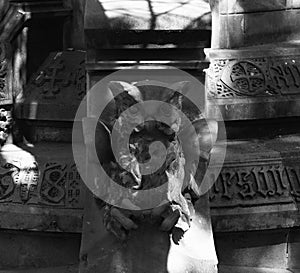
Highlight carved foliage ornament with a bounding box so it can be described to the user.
[0,43,12,104]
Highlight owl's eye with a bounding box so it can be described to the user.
[128,105,139,115]
[160,104,172,117]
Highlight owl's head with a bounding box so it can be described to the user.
[105,80,192,134]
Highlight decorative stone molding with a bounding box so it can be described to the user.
[0,143,84,232]
[207,55,300,98]
[0,144,84,208]
[0,43,12,105]
[16,51,86,121]
[205,45,300,120]
[210,163,300,208]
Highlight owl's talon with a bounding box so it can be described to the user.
[110,207,138,230]
[160,209,180,231]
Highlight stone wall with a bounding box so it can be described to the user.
[211,0,300,48]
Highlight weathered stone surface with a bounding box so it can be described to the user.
[219,265,292,273]
[216,14,244,49]
[216,228,300,272]
[209,135,300,232]
[0,1,9,22]
[0,265,78,273]
[64,0,86,49]
[206,44,300,120]
[288,229,300,270]
[213,8,300,48]
[16,51,85,121]
[80,192,218,273]
[244,10,300,47]
[0,43,12,105]
[0,143,84,232]
[0,230,80,270]
[219,0,287,14]
[215,230,288,268]
[7,135,299,234]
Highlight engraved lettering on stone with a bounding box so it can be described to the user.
[286,167,300,198]
[252,167,280,197]
[270,65,290,89]
[219,172,234,199]
[210,165,300,206]
[269,166,287,196]
[269,62,300,93]
[236,170,256,199]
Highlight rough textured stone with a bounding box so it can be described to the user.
[210,135,300,232]
[214,230,288,268]
[80,193,218,273]
[0,143,84,232]
[16,51,85,121]
[219,265,291,273]
[213,9,300,48]
[206,44,300,120]
[219,0,287,14]
[64,0,86,49]
[0,230,80,270]
[244,10,300,46]
[0,265,78,273]
[288,228,300,270]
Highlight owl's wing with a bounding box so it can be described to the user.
[179,119,218,197]
[193,119,218,160]
[95,120,115,164]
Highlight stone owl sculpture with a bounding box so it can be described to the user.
[94,80,218,243]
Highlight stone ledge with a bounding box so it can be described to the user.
[218,0,300,15]
[219,265,294,273]
[207,42,300,59]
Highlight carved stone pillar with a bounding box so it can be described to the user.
[207,1,300,272]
